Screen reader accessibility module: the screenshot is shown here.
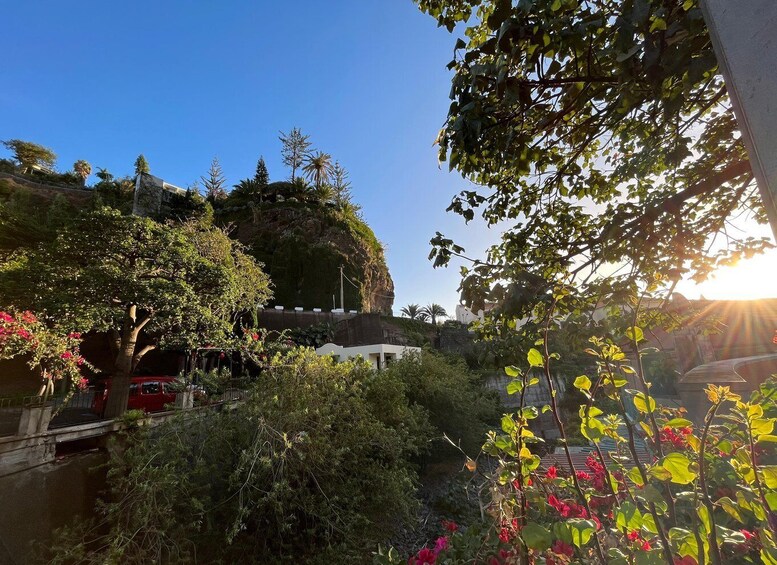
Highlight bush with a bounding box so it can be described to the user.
[382,350,502,457]
[49,349,431,564]
[380,331,777,565]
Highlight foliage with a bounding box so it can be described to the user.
[332,160,356,208]
[383,311,777,564]
[401,303,430,322]
[303,151,334,189]
[422,303,448,325]
[133,154,150,175]
[2,139,57,173]
[382,350,501,456]
[286,322,333,348]
[201,157,228,202]
[279,127,312,182]
[49,350,430,564]
[0,208,271,417]
[255,156,269,187]
[418,0,773,319]
[0,310,88,402]
[72,160,91,185]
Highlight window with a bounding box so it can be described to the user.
[129,383,139,396]
[141,382,160,395]
[162,382,177,394]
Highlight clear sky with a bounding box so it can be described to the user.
[2,1,774,316]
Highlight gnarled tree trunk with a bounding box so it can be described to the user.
[103,304,153,419]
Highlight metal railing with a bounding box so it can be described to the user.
[0,396,43,437]
[48,391,104,430]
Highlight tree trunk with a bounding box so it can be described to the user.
[103,304,152,419]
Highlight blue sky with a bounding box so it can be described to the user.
[2,1,774,315]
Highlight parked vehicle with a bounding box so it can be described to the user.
[92,376,178,415]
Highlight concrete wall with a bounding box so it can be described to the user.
[0,452,107,565]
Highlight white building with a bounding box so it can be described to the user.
[315,343,421,370]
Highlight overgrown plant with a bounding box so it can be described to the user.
[378,294,777,565]
[0,310,88,403]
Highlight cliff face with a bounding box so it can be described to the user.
[225,201,394,314]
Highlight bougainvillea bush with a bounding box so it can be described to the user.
[0,309,87,402]
[376,326,777,565]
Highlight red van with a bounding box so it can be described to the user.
[93,376,179,415]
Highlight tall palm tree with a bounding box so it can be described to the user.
[302,151,333,189]
[400,303,424,320]
[421,303,448,325]
[73,160,91,185]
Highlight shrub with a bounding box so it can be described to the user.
[49,349,429,564]
[379,329,777,565]
[382,350,502,456]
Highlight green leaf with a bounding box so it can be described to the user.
[633,392,656,414]
[521,522,552,550]
[664,418,693,428]
[501,415,516,434]
[505,365,521,377]
[568,519,596,547]
[762,466,777,489]
[615,502,643,531]
[661,453,697,484]
[527,348,544,367]
[574,375,591,392]
[506,379,524,395]
[625,326,644,342]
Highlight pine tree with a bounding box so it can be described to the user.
[201,157,227,202]
[331,161,353,207]
[279,127,311,181]
[134,154,150,176]
[254,156,269,187]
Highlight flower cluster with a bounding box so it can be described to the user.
[0,310,88,399]
[659,425,692,449]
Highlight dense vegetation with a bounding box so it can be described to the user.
[45,350,500,564]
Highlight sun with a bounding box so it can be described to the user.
[681,249,777,300]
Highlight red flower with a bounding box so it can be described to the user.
[251,332,259,341]
[499,528,510,542]
[442,519,458,532]
[551,540,574,557]
[576,470,592,481]
[741,529,756,540]
[433,536,448,554]
[674,557,697,565]
[68,332,82,339]
[627,530,640,542]
[60,351,74,360]
[409,548,437,565]
[546,466,558,480]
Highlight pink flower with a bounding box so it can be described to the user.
[67,332,82,339]
[433,536,448,554]
[77,377,89,390]
[61,351,74,360]
[20,311,37,323]
[409,547,437,565]
[499,527,510,542]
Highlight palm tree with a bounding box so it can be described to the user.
[400,304,423,320]
[302,151,333,189]
[421,303,448,325]
[73,160,91,185]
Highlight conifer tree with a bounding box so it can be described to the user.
[254,157,269,187]
[332,161,353,207]
[134,154,150,176]
[279,128,311,181]
[201,157,227,202]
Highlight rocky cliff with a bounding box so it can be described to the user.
[223,201,394,314]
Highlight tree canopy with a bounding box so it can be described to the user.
[2,139,57,173]
[0,208,271,416]
[134,154,150,176]
[418,0,773,317]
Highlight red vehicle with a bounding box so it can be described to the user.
[93,376,178,415]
